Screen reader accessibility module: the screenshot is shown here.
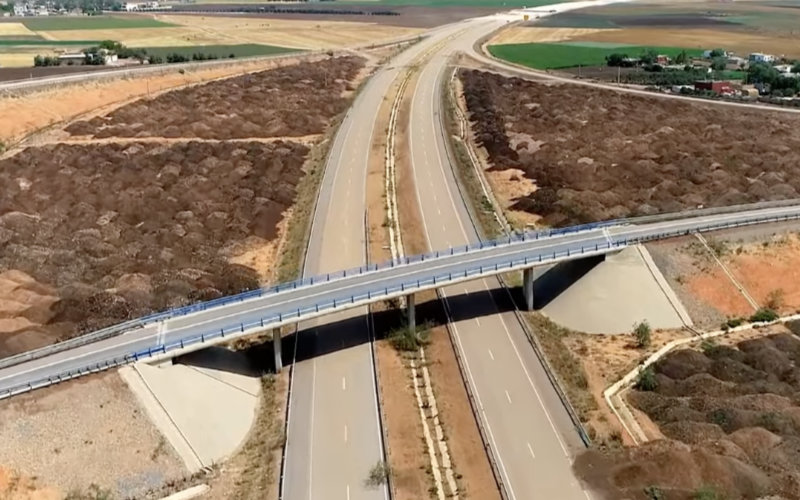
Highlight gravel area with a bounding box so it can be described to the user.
[0,371,186,498]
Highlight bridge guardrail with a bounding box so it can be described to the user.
[3,209,800,399]
[0,223,610,370]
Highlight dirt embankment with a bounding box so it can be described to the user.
[459,69,800,227]
[65,57,363,140]
[578,330,800,499]
[0,56,365,358]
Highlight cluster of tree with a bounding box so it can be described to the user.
[83,46,106,65]
[747,62,800,96]
[77,0,123,13]
[163,52,236,63]
[33,54,60,67]
[0,2,14,13]
[620,69,713,86]
[97,40,148,61]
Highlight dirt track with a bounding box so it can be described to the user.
[0,55,365,358]
[460,69,800,227]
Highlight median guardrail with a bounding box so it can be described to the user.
[3,208,800,399]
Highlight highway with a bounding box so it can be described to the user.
[279,21,497,500]
[409,17,592,499]
[1,3,798,499]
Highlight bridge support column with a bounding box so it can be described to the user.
[523,268,534,311]
[407,293,416,333]
[273,327,282,373]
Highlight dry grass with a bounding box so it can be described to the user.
[0,23,36,36]
[0,53,43,68]
[572,27,800,59]
[204,373,288,500]
[0,53,322,145]
[121,15,424,50]
[490,27,610,45]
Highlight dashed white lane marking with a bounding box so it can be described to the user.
[342,377,346,391]
[344,425,348,443]
[505,390,512,404]
[474,317,481,326]
[488,349,494,361]
[527,442,536,459]
[347,484,351,500]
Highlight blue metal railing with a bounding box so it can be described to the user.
[3,209,800,399]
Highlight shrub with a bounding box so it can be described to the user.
[634,320,651,348]
[644,485,665,500]
[636,366,658,391]
[722,317,744,330]
[749,308,779,323]
[389,323,430,352]
[700,339,717,354]
[365,460,391,488]
[64,484,113,500]
[693,485,722,500]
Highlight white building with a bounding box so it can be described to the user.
[749,52,776,63]
[125,1,159,10]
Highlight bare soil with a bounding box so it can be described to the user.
[726,233,800,316]
[370,64,499,499]
[459,69,800,227]
[0,54,326,145]
[562,326,692,445]
[65,57,363,140]
[0,140,305,356]
[0,371,185,499]
[375,340,429,500]
[0,55,366,358]
[579,329,800,499]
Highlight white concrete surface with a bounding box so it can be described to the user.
[120,347,260,472]
[541,245,691,334]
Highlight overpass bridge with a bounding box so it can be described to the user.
[1,204,799,400]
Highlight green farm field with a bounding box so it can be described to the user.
[143,43,300,59]
[488,42,704,70]
[20,15,175,31]
[340,0,560,6]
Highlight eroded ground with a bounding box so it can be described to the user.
[618,330,800,499]
[65,57,363,140]
[459,69,800,227]
[0,55,365,357]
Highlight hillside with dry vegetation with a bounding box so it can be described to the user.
[577,330,800,499]
[460,69,800,227]
[0,55,365,358]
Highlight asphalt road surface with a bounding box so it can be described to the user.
[280,21,483,500]
[408,17,593,499]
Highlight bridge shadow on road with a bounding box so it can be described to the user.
[181,258,606,374]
